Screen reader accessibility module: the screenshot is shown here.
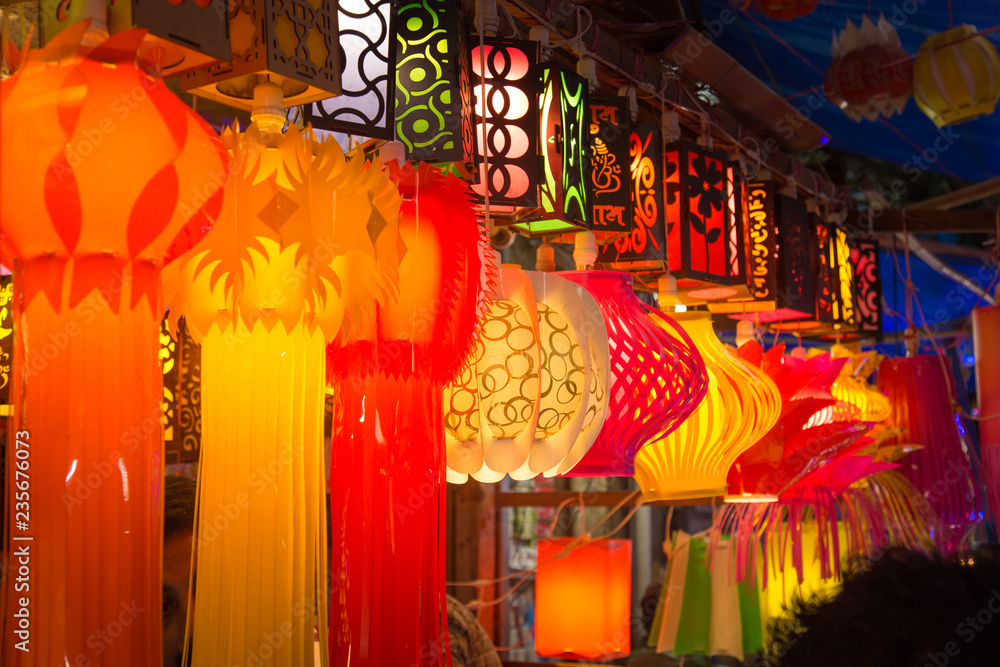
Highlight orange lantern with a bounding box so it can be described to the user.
[0,23,227,666]
[535,537,632,660]
[973,306,1000,525]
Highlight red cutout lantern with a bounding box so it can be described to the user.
[852,238,883,336]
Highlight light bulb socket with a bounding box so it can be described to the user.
[573,232,598,270]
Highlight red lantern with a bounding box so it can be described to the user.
[973,306,1000,526]
[327,163,486,666]
[824,15,912,122]
[556,271,707,476]
[752,0,818,20]
[852,238,883,336]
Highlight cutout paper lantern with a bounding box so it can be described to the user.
[39,0,230,76]
[724,161,751,295]
[182,0,342,110]
[914,24,1000,127]
[824,14,912,122]
[512,64,590,236]
[973,305,1000,526]
[598,123,667,272]
[878,356,982,550]
[852,238,883,336]
[392,0,473,164]
[470,37,540,207]
[587,95,633,240]
[556,271,707,476]
[633,312,781,502]
[0,24,227,666]
[535,538,632,660]
[445,268,610,482]
[752,0,817,20]
[164,118,402,667]
[327,162,486,667]
[307,0,397,137]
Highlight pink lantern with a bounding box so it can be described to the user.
[557,271,707,476]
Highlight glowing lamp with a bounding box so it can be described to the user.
[469,37,540,207]
[824,14,912,122]
[445,268,610,482]
[914,25,1000,127]
[535,538,632,660]
[512,64,590,236]
[597,123,667,273]
[392,0,473,163]
[878,356,981,549]
[327,162,486,666]
[0,24,227,666]
[633,312,781,502]
[586,95,633,240]
[972,306,1000,532]
[852,238,883,336]
[752,0,818,20]
[307,0,398,137]
[182,0,342,111]
[556,271,707,476]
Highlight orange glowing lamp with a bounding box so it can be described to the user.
[0,23,227,666]
[535,538,632,661]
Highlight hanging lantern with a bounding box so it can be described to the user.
[182,0,342,111]
[445,268,610,482]
[598,122,667,273]
[878,356,982,549]
[39,0,230,76]
[0,275,12,408]
[829,346,891,423]
[512,64,591,236]
[535,537,632,660]
[752,0,818,21]
[469,36,540,207]
[711,181,816,321]
[633,312,781,502]
[327,162,486,666]
[554,271,707,477]
[160,317,202,464]
[852,238,883,336]
[824,14,912,122]
[306,0,398,137]
[725,160,752,296]
[586,95,633,240]
[392,0,473,164]
[972,306,1000,526]
[0,24,227,666]
[914,24,1000,127]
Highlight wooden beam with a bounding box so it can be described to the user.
[848,209,997,234]
[908,175,1000,211]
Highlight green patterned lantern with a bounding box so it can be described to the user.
[394,0,474,166]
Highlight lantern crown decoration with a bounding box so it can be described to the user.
[914,24,1000,127]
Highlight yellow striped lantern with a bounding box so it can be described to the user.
[914,25,1000,127]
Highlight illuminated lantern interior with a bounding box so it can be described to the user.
[535,538,632,660]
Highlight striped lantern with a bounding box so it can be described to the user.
[914,24,1000,127]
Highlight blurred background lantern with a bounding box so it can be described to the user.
[852,237,883,336]
[829,346,891,423]
[306,0,396,137]
[392,0,473,164]
[914,24,1000,127]
[39,0,229,75]
[598,123,666,274]
[972,305,1000,527]
[512,64,590,236]
[165,93,403,665]
[878,356,982,550]
[327,162,486,666]
[824,14,912,122]
[470,37,540,208]
[445,266,610,482]
[0,23,227,666]
[556,270,707,477]
[752,0,818,21]
[182,0,342,111]
[633,310,781,502]
[586,95,633,241]
[535,537,632,660]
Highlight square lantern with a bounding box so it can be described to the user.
[392,0,473,164]
[586,95,633,240]
[852,238,883,337]
[41,0,230,77]
[724,161,752,296]
[0,274,11,410]
[710,181,816,320]
[160,317,202,464]
[469,37,540,208]
[511,63,590,236]
[597,122,666,274]
[535,538,632,660]
[305,0,397,138]
[182,0,342,111]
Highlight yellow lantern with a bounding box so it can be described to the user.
[633,312,781,502]
[445,267,610,481]
[828,346,892,423]
[914,24,1000,127]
